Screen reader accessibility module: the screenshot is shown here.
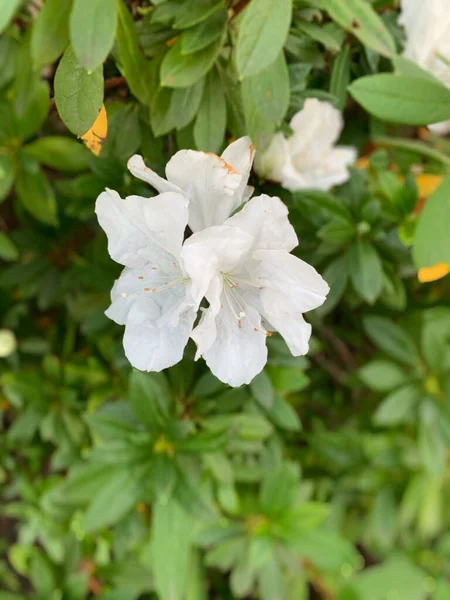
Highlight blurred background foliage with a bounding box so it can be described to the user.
[1,0,450,599]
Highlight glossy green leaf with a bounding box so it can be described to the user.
[194,69,226,153]
[0,0,20,33]
[16,152,58,227]
[54,46,103,135]
[31,0,72,68]
[174,0,223,29]
[116,0,155,105]
[25,137,90,173]
[161,37,223,88]
[349,74,450,125]
[181,8,227,55]
[70,0,117,72]
[318,0,396,57]
[236,0,292,78]
[349,240,383,303]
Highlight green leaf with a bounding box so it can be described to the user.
[359,361,409,392]
[31,0,72,68]
[413,176,450,269]
[363,316,421,367]
[129,370,172,432]
[260,463,298,517]
[16,80,50,142]
[373,384,420,426]
[348,74,450,125]
[392,56,441,84]
[70,0,117,72]
[349,240,383,303]
[0,0,20,33]
[330,45,350,111]
[236,0,292,78]
[25,137,90,173]
[151,80,204,136]
[181,8,227,55]
[116,0,155,105]
[84,467,143,532]
[250,371,274,409]
[263,393,302,432]
[241,73,276,151]
[258,554,285,600]
[316,252,349,317]
[161,37,223,88]
[54,45,103,135]
[297,20,341,52]
[194,68,226,153]
[318,0,396,57]
[174,0,223,29]
[0,232,19,261]
[0,153,15,202]
[151,498,196,600]
[16,152,58,226]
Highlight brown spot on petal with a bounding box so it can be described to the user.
[144,287,150,291]
[138,276,144,280]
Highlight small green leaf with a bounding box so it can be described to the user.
[116,0,156,105]
[363,316,421,367]
[349,240,383,303]
[174,0,223,29]
[25,136,90,173]
[318,0,396,57]
[31,0,72,68]
[359,361,409,392]
[0,232,19,261]
[161,37,223,88]
[194,68,226,153]
[70,0,117,72]
[297,20,341,52]
[181,8,227,55]
[349,74,450,125]
[330,45,350,110]
[0,153,15,202]
[0,0,20,34]
[260,463,298,517]
[129,370,172,431]
[54,45,103,135]
[236,0,292,78]
[250,371,274,409]
[373,384,420,426]
[16,152,58,227]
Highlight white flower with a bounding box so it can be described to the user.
[0,329,17,358]
[95,189,197,372]
[254,99,357,191]
[127,137,255,232]
[399,0,450,135]
[181,195,329,387]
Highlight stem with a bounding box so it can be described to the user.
[373,136,450,167]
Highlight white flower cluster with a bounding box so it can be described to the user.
[400,0,450,135]
[255,99,357,191]
[96,138,329,387]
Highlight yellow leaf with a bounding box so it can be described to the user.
[414,174,443,199]
[418,263,450,283]
[80,104,108,156]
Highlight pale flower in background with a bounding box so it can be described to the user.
[255,99,357,192]
[127,137,255,231]
[95,189,197,372]
[181,195,329,387]
[399,0,450,135]
[0,329,17,358]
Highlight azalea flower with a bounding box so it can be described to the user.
[254,99,357,191]
[181,195,329,387]
[127,137,255,231]
[399,0,450,135]
[95,189,197,372]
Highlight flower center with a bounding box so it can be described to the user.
[221,272,269,336]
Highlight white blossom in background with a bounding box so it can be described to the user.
[95,189,197,372]
[181,195,329,387]
[399,0,450,135]
[97,137,329,386]
[0,329,17,358]
[127,137,255,231]
[255,99,357,191]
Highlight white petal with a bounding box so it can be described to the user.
[193,298,268,387]
[95,189,188,268]
[254,249,329,316]
[225,194,298,251]
[190,275,223,359]
[289,99,343,156]
[181,225,255,304]
[296,146,356,191]
[127,155,182,195]
[105,260,187,325]
[254,132,291,183]
[264,312,312,356]
[123,298,196,372]
[429,120,450,136]
[221,136,255,176]
[165,150,244,231]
